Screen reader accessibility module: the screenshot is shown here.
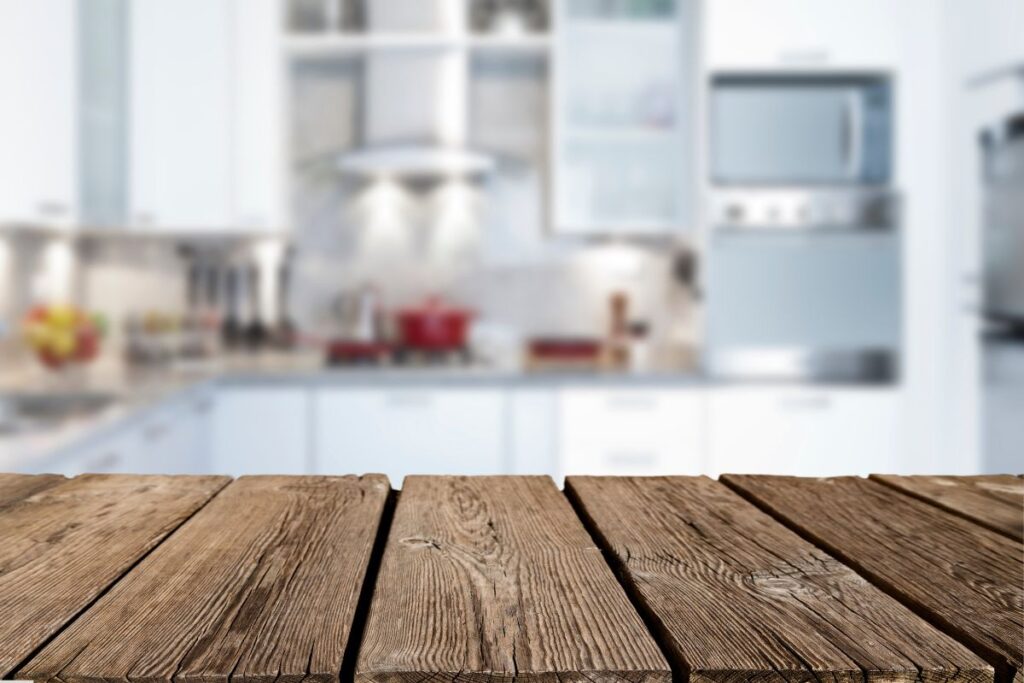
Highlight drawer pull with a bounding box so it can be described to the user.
[606,396,659,411]
[779,395,832,411]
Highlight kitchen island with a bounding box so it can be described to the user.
[1,473,1020,683]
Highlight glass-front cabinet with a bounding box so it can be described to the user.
[553,0,693,235]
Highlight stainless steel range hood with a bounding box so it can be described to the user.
[337,145,495,180]
[337,2,494,181]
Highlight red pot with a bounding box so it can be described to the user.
[396,300,473,351]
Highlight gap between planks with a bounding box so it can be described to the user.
[720,476,1022,683]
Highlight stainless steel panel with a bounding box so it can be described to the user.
[706,348,897,383]
[710,187,899,231]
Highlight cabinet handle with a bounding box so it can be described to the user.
[386,393,433,409]
[37,201,69,217]
[193,398,214,415]
[88,451,122,471]
[779,395,832,411]
[606,395,659,411]
[144,422,169,441]
[779,48,829,65]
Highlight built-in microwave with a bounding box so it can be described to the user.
[711,74,893,186]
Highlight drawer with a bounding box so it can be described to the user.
[559,389,705,476]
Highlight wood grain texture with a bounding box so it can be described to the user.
[356,475,670,683]
[566,476,991,683]
[723,475,1024,683]
[21,475,391,683]
[0,473,65,508]
[0,474,228,678]
[869,475,1024,541]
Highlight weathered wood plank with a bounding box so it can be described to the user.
[566,476,991,683]
[356,475,671,683]
[723,475,1024,683]
[20,475,391,683]
[0,474,229,678]
[0,473,65,508]
[869,474,1024,541]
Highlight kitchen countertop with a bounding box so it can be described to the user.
[0,351,707,471]
[3,473,1019,683]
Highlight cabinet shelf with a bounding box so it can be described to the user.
[285,32,551,59]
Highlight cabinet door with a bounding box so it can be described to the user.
[49,429,145,476]
[707,388,901,476]
[210,387,310,476]
[0,0,76,227]
[230,0,286,231]
[130,0,231,230]
[314,388,506,486]
[947,0,1024,82]
[508,389,559,480]
[553,0,693,235]
[705,0,900,70]
[559,388,706,476]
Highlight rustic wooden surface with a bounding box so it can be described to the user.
[21,475,391,683]
[723,475,1024,683]
[566,476,992,683]
[356,475,671,683]
[0,473,65,508]
[869,474,1024,541]
[0,474,228,678]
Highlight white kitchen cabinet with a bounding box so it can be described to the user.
[945,0,1024,82]
[508,389,560,480]
[230,0,287,231]
[0,0,77,228]
[314,388,506,487]
[707,388,902,476]
[130,0,232,230]
[210,387,311,475]
[704,0,901,70]
[552,0,694,235]
[559,388,706,476]
[136,391,216,474]
[47,428,146,477]
[130,0,286,232]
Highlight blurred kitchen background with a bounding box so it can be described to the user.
[0,0,1020,483]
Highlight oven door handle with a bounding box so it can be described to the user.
[844,91,865,181]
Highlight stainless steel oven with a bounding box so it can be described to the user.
[706,73,901,383]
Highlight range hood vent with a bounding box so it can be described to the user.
[337,145,496,180]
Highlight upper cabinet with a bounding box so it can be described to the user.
[130,0,233,230]
[0,0,77,228]
[130,0,285,233]
[705,0,901,70]
[945,0,1024,83]
[552,0,695,236]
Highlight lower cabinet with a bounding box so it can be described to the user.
[209,387,310,476]
[313,388,506,487]
[707,387,902,476]
[559,388,706,476]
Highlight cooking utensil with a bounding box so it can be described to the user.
[396,298,474,351]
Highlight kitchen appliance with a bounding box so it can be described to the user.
[981,113,1024,329]
[706,73,901,383]
[712,74,892,186]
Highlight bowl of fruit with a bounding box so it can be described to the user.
[22,305,106,370]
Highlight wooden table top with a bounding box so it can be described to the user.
[1,473,1020,683]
